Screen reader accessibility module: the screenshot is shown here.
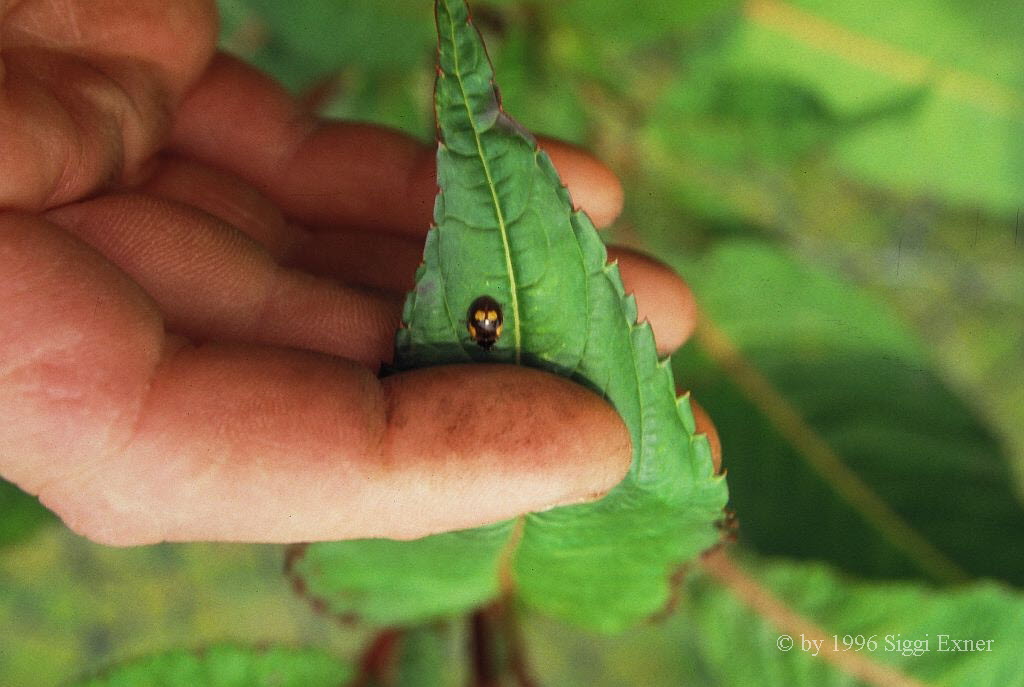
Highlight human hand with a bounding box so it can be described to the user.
[0,0,713,546]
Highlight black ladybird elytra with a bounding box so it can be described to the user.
[467,295,503,350]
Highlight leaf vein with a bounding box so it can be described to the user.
[445,1,522,363]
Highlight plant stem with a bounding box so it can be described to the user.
[468,597,537,687]
[350,629,401,686]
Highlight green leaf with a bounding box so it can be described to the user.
[72,645,352,687]
[551,0,738,46]
[690,555,1024,687]
[227,0,434,88]
[393,623,468,687]
[673,240,1024,584]
[357,623,470,687]
[356,624,470,687]
[292,0,728,633]
[0,478,52,547]
[649,0,1024,215]
[288,524,512,626]
[525,552,1024,686]
[0,532,362,687]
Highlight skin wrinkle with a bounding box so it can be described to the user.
[52,0,84,44]
[375,375,408,475]
[0,286,86,378]
[7,0,91,47]
[117,333,187,504]
[274,111,322,188]
[32,370,155,535]
[246,258,289,347]
[359,361,390,477]
[83,51,174,165]
[1,0,63,46]
[253,264,397,369]
[0,52,74,206]
[278,219,314,266]
[9,49,129,205]
[30,338,163,542]
[141,156,295,259]
[21,348,151,532]
[174,57,321,191]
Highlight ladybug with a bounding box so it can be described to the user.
[466,295,503,350]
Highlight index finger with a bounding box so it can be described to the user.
[169,54,624,237]
[1,212,630,545]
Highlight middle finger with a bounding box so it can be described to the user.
[46,193,400,370]
[139,158,697,355]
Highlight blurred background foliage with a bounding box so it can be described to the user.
[2,0,1022,684]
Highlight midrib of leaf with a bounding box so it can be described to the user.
[497,516,525,594]
[438,0,668,489]
[696,316,970,584]
[445,3,522,364]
